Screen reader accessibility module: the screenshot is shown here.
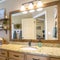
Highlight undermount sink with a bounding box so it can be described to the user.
[20,47,37,51]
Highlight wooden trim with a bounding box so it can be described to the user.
[10,39,41,42]
[43,1,59,8]
[58,1,60,40]
[9,1,60,43]
[10,39,60,43]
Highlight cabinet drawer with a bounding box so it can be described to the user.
[0,56,7,60]
[9,51,24,60]
[9,59,16,60]
[0,49,8,57]
[26,55,49,60]
[50,58,60,60]
[9,58,20,60]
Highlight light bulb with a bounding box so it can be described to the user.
[20,5,25,11]
[37,1,43,8]
[5,16,8,18]
[28,3,34,9]
[48,32,51,35]
[37,8,43,11]
[0,37,3,40]
[22,11,28,14]
[55,19,57,22]
[29,10,35,13]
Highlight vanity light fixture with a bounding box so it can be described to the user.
[20,0,43,12]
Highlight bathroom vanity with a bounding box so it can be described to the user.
[0,44,60,60]
[3,1,60,60]
[0,1,60,60]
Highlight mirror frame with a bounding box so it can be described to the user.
[9,1,60,43]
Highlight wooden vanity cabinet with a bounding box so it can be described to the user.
[50,58,60,60]
[0,49,60,60]
[26,54,49,60]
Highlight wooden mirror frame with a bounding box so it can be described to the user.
[9,1,60,43]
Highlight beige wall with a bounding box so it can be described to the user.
[0,0,58,44]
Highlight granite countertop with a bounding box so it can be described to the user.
[0,44,60,58]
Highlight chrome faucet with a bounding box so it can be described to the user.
[28,41,31,47]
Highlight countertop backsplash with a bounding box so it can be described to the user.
[9,41,60,47]
[41,43,60,47]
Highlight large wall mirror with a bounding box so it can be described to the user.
[10,1,60,42]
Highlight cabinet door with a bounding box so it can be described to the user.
[26,55,49,60]
[0,56,7,60]
[50,58,60,60]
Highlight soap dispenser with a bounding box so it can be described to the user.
[38,42,42,47]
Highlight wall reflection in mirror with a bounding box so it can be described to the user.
[11,5,58,40]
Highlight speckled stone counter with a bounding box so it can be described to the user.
[0,44,60,58]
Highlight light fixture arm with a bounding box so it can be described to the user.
[22,0,41,5]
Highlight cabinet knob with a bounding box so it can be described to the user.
[33,58,40,60]
[14,55,19,57]
[5,59,7,60]
[1,52,5,55]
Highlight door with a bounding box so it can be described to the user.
[22,18,36,39]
